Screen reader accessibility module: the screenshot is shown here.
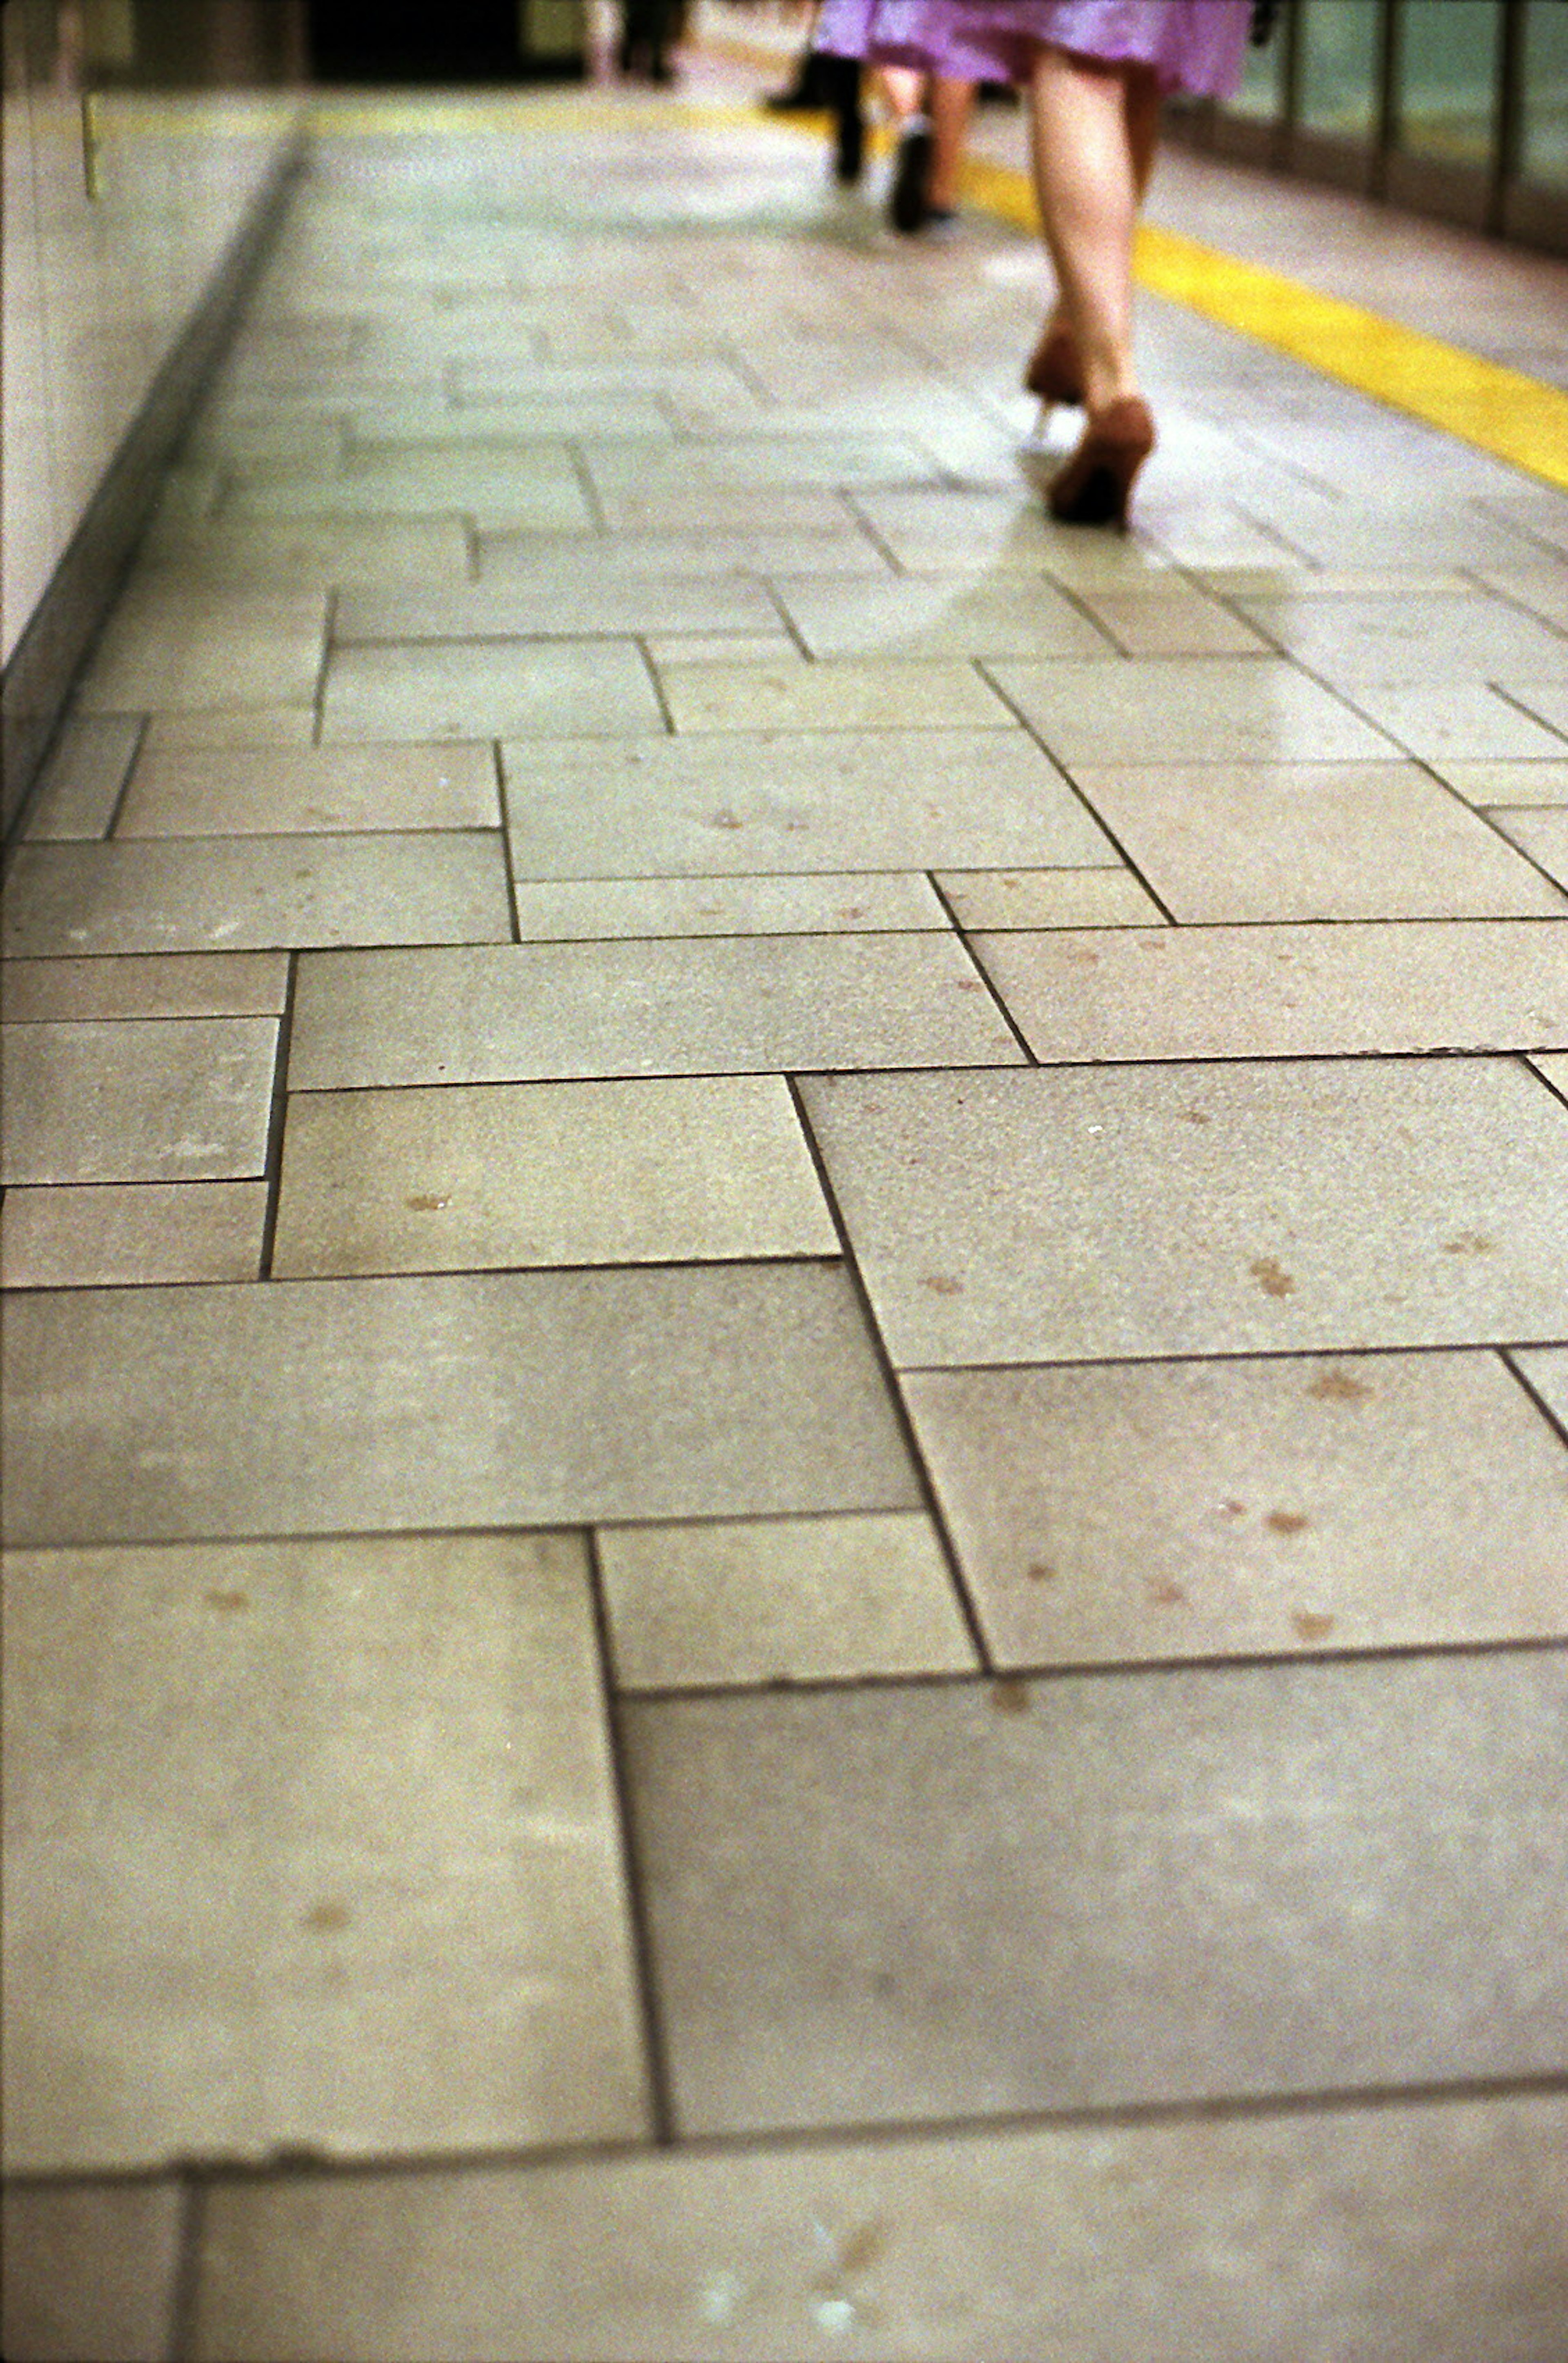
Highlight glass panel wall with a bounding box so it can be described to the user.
[1171,0,1567,253]
[1521,0,1568,185]
[1394,0,1502,165]
[1227,18,1286,120]
[1298,0,1381,140]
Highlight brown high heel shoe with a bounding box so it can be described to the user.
[1023,321,1083,406]
[1047,395,1155,528]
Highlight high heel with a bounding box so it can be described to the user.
[1023,322,1083,407]
[1047,395,1155,528]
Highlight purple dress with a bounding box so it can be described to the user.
[815,0,1252,98]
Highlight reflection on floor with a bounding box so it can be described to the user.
[3,54,1567,2363]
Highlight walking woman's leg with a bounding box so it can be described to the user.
[1027,45,1151,412]
[926,73,976,212]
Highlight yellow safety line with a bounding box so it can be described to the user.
[1131,220,1568,489]
[298,82,1567,487]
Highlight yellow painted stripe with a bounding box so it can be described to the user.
[1132,219,1568,489]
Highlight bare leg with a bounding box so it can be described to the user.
[927,74,976,211]
[873,62,924,124]
[1028,45,1158,412]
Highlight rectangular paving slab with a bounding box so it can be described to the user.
[186,2093,1568,2363]
[797,1060,1568,1365]
[500,731,1116,876]
[0,953,288,1021]
[902,1352,1568,1669]
[288,936,1022,1088]
[321,641,665,742]
[969,919,1568,1060]
[1,838,514,955]
[115,743,501,836]
[270,1075,838,1276]
[2,1534,648,2170]
[0,1181,267,1287]
[987,657,1395,765]
[0,1018,277,1185]
[334,578,781,642]
[621,1653,1568,2136]
[0,1264,918,1546]
[1059,764,1567,922]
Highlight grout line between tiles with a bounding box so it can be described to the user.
[255,954,298,1281]
[925,875,1038,1064]
[784,1073,994,1677]
[310,590,337,746]
[102,715,151,843]
[43,2067,1568,2198]
[166,2170,205,2363]
[616,1628,1568,1706]
[1499,1345,1568,1452]
[971,663,1185,925]
[586,1529,678,2147]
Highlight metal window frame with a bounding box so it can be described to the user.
[1165,0,1568,256]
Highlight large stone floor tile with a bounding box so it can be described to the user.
[187,2094,1568,2363]
[334,578,780,642]
[1063,764,1566,922]
[903,1353,1568,1670]
[769,577,1114,661]
[115,744,500,837]
[987,657,1393,764]
[1071,581,1272,657]
[507,872,947,940]
[0,953,287,1021]
[1339,684,1567,762]
[271,1076,837,1276]
[321,641,664,741]
[848,489,1173,579]
[1,839,513,955]
[598,1510,975,1690]
[591,487,866,533]
[20,717,141,842]
[1227,591,1568,683]
[72,592,328,713]
[477,526,892,580]
[579,433,936,494]
[659,657,1015,736]
[1492,808,1568,891]
[288,937,1022,1089]
[969,919,1568,1060]
[1,1535,647,2169]
[1,1181,267,1287]
[1,2179,181,2363]
[0,1019,276,1186]
[225,448,592,527]
[136,514,473,588]
[935,868,1167,929]
[622,1653,1568,2136]
[136,705,318,750]
[0,1265,918,1546]
[501,731,1114,874]
[797,1061,1568,1364]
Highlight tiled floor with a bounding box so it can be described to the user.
[3,49,1568,2363]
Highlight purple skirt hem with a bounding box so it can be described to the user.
[814,1,1252,99]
